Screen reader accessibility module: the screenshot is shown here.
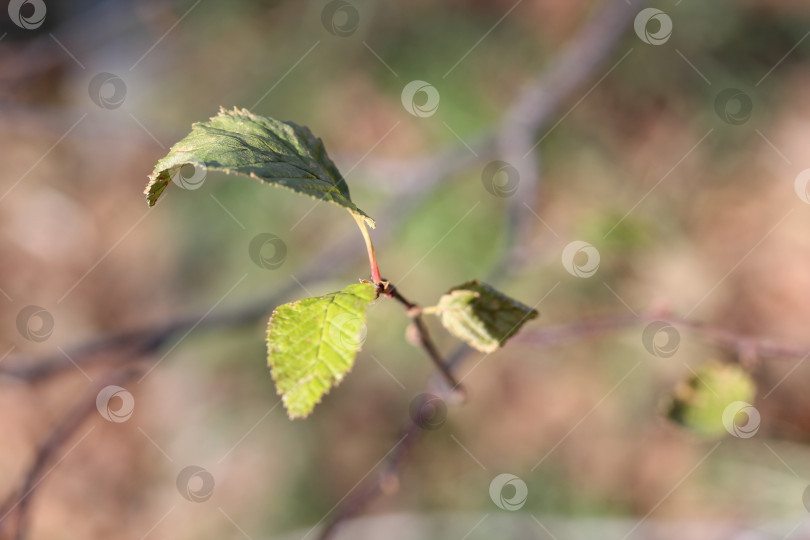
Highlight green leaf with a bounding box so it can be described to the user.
[430,280,538,353]
[266,282,377,419]
[145,107,374,227]
[666,362,757,437]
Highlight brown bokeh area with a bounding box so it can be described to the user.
[2,1,810,539]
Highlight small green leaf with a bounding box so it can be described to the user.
[430,280,538,353]
[266,282,377,419]
[666,362,757,437]
[145,107,374,227]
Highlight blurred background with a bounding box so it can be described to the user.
[2,0,810,538]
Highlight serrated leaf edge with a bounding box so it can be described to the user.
[266,284,376,419]
[144,106,375,228]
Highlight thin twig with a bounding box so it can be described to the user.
[379,281,465,396]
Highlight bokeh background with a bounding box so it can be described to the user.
[2,0,810,538]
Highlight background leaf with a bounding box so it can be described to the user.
[145,107,374,227]
[266,282,377,419]
[431,280,538,353]
[666,362,757,437]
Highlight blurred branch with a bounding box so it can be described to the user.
[493,0,641,276]
[513,309,810,365]
[0,0,640,386]
[3,0,805,537]
[2,0,643,383]
[313,412,424,540]
[0,366,143,540]
[0,140,477,382]
[314,306,810,538]
[315,0,646,538]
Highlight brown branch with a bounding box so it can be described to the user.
[0,146,472,384]
[315,419,423,540]
[7,1,799,539]
[0,365,144,540]
[491,0,643,277]
[512,310,810,366]
[313,279,464,540]
[314,305,810,539]
[0,0,642,387]
[0,133,488,540]
[379,281,465,395]
[313,1,648,538]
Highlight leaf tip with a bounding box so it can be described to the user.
[144,171,172,206]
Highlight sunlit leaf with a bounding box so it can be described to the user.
[145,107,374,227]
[266,282,377,419]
